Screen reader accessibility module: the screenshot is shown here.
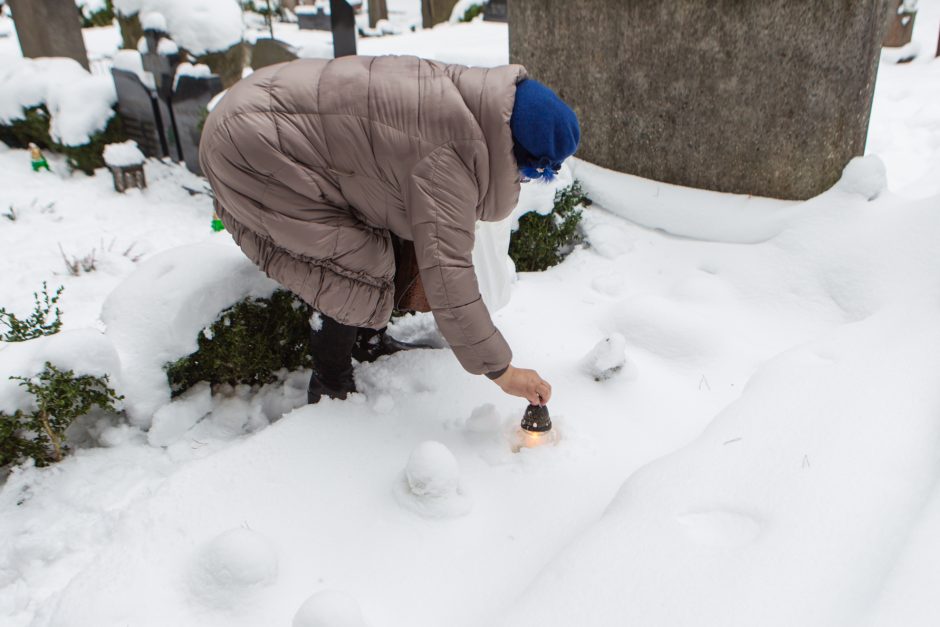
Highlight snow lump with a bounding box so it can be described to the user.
[188,528,278,606]
[393,441,472,518]
[580,333,637,382]
[293,590,370,627]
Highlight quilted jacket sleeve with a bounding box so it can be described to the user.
[408,143,513,375]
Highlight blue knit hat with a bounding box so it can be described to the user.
[510,79,580,182]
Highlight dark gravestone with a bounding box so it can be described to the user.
[172,74,224,175]
[141,28,181,103]
[8,0,89,69]
[483,0,507,23]
[297,7,332,30]
[331,0,357,57]
[883,0,916,48]
[510,0,890,201]
[251,38,299,70]
[111,68,172,159]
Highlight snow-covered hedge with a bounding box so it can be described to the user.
[76,0,116,27]
[0,58,116,148]
[0,58,124,174]
[113,0,243,55]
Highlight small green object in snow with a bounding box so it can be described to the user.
[211,218,225,232]
[29,143,51,172]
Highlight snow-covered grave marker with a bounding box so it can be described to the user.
[111,33,222,174]
[103,140,147,193]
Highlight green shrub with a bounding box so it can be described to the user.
[165,290,314,395]
[0,282,63,342]
[509,181,589,272]
[459,3,484,21]
[0,105,128,175]
[1,363,122,467]
[80,0,116,28]
[0,106,53,150]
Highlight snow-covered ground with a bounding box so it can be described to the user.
[2,3,940,626]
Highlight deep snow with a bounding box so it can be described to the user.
[2,4,940,627]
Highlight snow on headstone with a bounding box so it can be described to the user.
[393,441,472,518]
[157,38,179,56]
[140,10,167,31]
[835,155,888,201]
[103,140,146,168]
[173,62,211,90]
[580,333,637,382]
[189,528,278,605]
[112,49,156,89]
[292,590,369,627]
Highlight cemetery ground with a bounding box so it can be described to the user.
[2,4,940,627]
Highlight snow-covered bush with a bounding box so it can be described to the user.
[453,1,484,22]
[165,290,313,396]
[77,0,116,27]
[509,181,588,272]
[0,283,63,342]
[0,105,126,175]
[0,57,125,174]
[1,363,122,467]
[114,0,242,56]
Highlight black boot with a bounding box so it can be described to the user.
[351,327,430,364]
[307,314,358,404]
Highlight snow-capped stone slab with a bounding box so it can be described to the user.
[103,140,146,168]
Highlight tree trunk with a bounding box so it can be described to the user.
[369,0,388,28]
[421,0,458,28]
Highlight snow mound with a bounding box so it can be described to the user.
[501,309,940,627]
[140,10,167,31]
[835,155,888,201]
[101,242,279,426]
[571,158,799,244]
[112,49,156,89]
[0,57,116,146]
[189,527,278,605]
[465,403,503,433]
[580,333,636,382]
[147,381,212,446]
[394,441,472,518]
[293,590,370,627]
[103,140,146,168]
[0,329,121,414]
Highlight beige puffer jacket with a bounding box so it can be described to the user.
[198,55,527,375]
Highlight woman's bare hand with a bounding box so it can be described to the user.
[493,365,552,405]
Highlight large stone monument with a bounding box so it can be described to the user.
[510,0,890,200]
[8,0,90,70]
